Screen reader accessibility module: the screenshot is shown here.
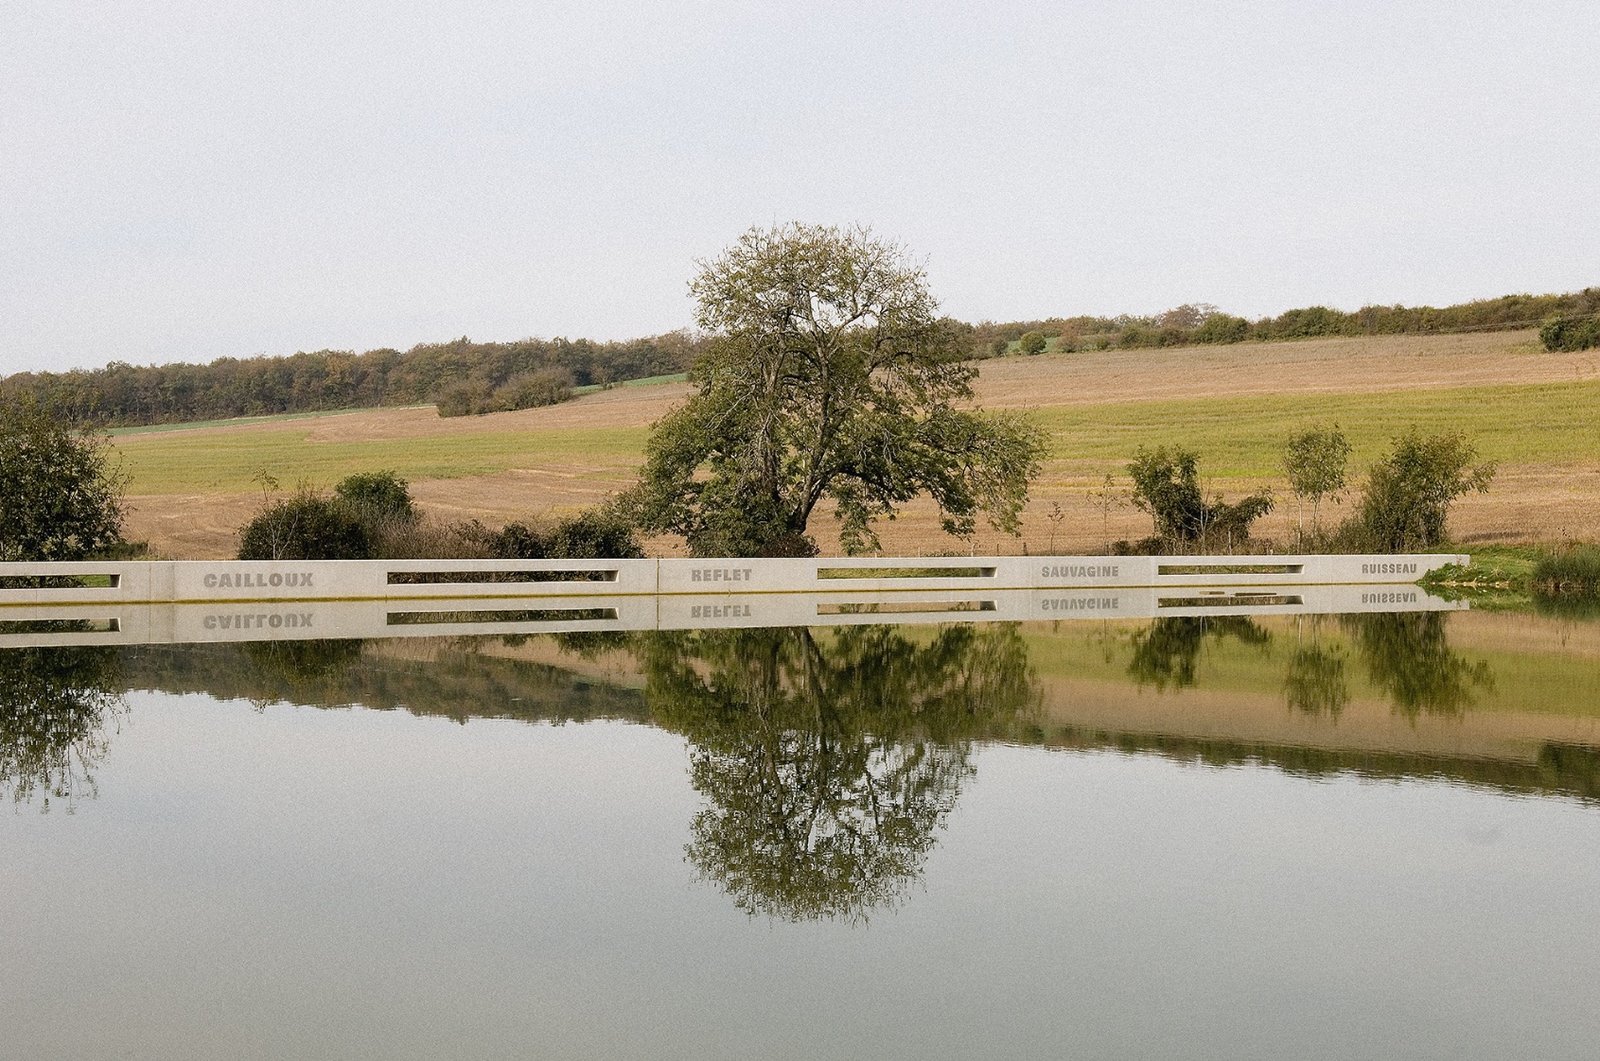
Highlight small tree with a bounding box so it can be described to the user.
[1127,446,1272,547]
[1043,501,1066,554]
[1283,425,1351,540]
[1353,429,1495,551]
[1128,447,1204,540]
[1086,474,1126,547]
[1018,330,1048,356]
[0,396,126,561]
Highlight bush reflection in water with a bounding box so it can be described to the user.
[1125,612,1493,718]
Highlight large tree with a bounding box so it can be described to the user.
[628,223,1046,556]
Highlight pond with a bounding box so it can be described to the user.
[4,607,1599,1059]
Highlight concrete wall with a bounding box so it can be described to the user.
[0,553,1467,607]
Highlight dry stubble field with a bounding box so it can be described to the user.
[114,330,1600,558]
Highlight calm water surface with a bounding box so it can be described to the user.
[4,611,1599,1060]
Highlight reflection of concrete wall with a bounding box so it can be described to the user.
[0,553,1468,607]
[0,586,1465,649]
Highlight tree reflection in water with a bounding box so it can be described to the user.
[1283,618,1350,718]
[1342,612,1494,718]
[1127,616,1270,692]
[637,624,1038,924]
[1128,613,1496,719]
[0,645,124,811]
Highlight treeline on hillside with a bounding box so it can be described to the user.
[0,332,701,427]
[969,288,1600,354]
[5,288,1597,428]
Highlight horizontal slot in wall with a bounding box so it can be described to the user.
[816,600,997,616]
[1158,595,1305,608]
[0,617,121,634]
[0,574,121,590]
[816,567,998,580]
[1157,564,1305,576]
[387,570,620,586]
[386,607,620,626]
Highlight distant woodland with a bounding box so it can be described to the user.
[965,288,1600,356]
[3,288,1596,428]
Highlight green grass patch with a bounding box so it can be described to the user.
[572,372,688,395]
[1421,545,1541,590]
[1033,381,1600,476]
[1419,545,1537,610]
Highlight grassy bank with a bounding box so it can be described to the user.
[1422,544,1600,613]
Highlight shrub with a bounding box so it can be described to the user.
[479,506,645,560]
[1127,446,1273,545]
[1265,306,1356,339]
[369,517,497,560]
[434,380,494,417]
[1533,544,1600,595]
[490,368,575,411]
[0,396,126,561]
[484,520,548,559]
[1018,331,1048,356]
[1193,313,1250,344]
[1119,326,1158,349]
[334,470,417,524]
[1539,315,1600,352]
[543,507,646,559]
[1348,429,1495,551]
[237,492,373,560]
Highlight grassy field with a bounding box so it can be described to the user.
[1035,381,1600,472]
[109,330,1600,557]
[118,422,651,494]
[114,380,1600,494]
[110,407,424,436]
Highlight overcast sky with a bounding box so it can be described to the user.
[2,0,1595,376]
